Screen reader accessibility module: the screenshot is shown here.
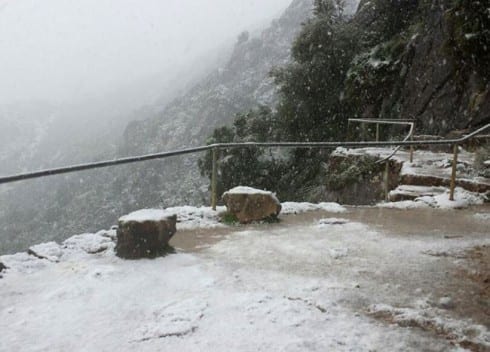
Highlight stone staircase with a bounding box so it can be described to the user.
[388,148,490,203]
[332,146,490,205]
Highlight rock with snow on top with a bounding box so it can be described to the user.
[116,209,177,259]
[0,261,6,273]
[63,233,114,255]
[27,242,63,262]
[0,252,48,274]
[96,229,117,241]
[437,296,455,309]
[222,186,281,224]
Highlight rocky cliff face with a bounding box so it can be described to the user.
[401,1,489,133]
[345,0,489,134]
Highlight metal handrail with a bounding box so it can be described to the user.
[377,122,414,164]
[1,123,488,184]
[347,118,415,163]
[0,145,213,185]
[1,123,489,204]
[348,118,415,124]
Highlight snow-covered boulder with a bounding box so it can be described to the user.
[116,209,177,259]
[63,233,114,255]
[222,186,281,224]
[27,242,63,262]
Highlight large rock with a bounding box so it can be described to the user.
[116,210,177,259]
[324,153,403,205]
[222,186,281,224]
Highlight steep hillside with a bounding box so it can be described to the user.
[0,0,315,254]
[0,103,56,173]
[122,0,315,155]
[111,0,316,208]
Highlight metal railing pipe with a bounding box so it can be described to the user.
[0,123,488,204]
[449,144,459,201]
[211,148,218,211]
[0,145,214,185]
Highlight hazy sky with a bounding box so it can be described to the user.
[0,0,293,104]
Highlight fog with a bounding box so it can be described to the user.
[0,0,292,105]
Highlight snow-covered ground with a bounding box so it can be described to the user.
[380,186,486,209]
[1,204,489,351]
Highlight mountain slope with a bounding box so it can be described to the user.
[122,0,314,155]
[0,0,315,254]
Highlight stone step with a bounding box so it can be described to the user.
[401,173,490,194]
[388,185,446,202]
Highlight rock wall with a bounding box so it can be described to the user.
[323,154,402,205]
[345,0,489,135]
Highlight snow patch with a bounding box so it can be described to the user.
[377,200,430,209]
[0,252,48,274]
[317,218,350,226]
[379,188,484,209]
[120,206,227,231]
[164,205,227,230]
[62,233,114,256]
[119,209,176,223]
[281,202,347,214]
[474,213,490,222]
[368,303,490,349]
[429,189,485,209]
[223,186,280,203]
[131,299,208,342]
[28,242,62,262]
[328,248,349,259]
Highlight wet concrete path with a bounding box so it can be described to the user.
[170,204,490,345]
[171,204,490,252]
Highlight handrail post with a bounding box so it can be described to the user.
[376,123,380,142]
[449,144,458,201]
[409,134,414,163]
[211,147,218,210]
[384,160,390,201]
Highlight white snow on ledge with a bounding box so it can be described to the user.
[118,206,227,230]
[223,186,280,204]
[119,209,176,223]
[224,186,275,195]
[165,206,227,230]
[378,187,485,210]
